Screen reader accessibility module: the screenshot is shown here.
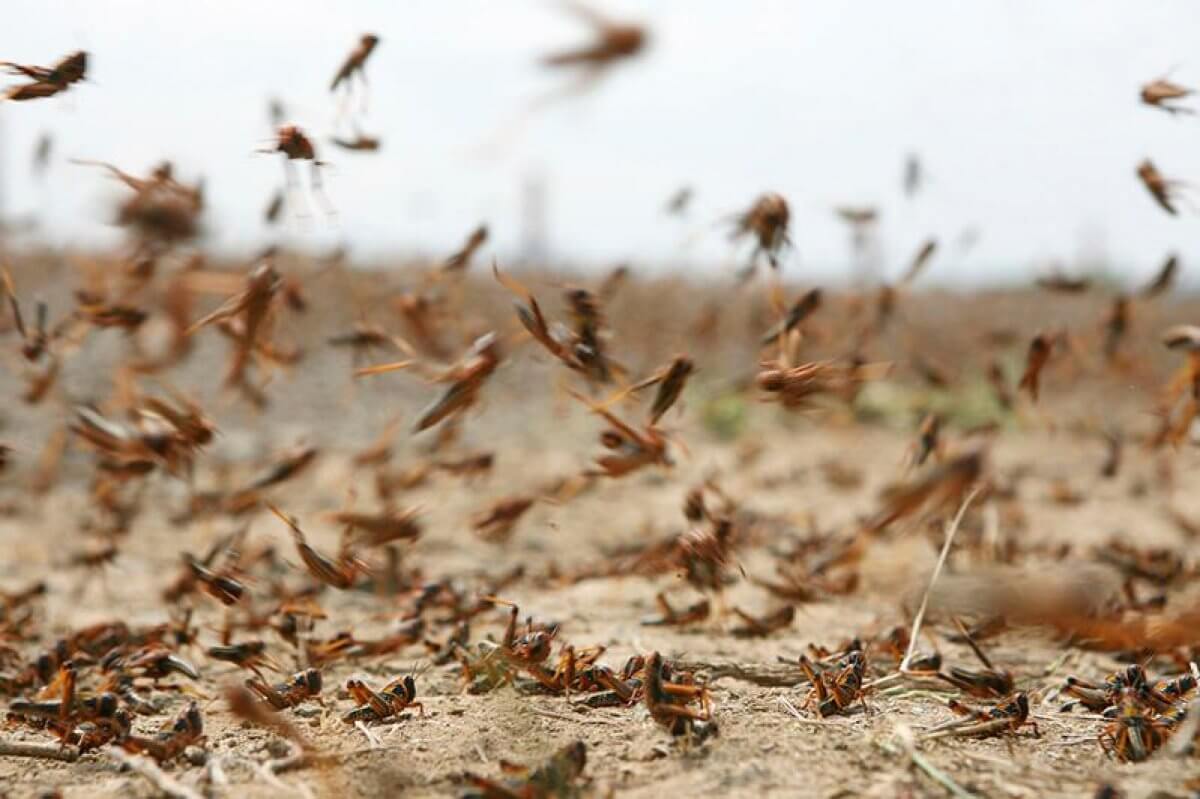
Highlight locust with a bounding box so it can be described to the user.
[542,2,646,72]
[3,50,87,101]
[1141,75,1194,115]
[261,125,334,217]
[121,702,204,763]
[798,649,869,717]
[640,592,711,627]
[246,668,323,711]
[442,225,488,273]
[923,692,1037,740]
[1098,698,1173,762]
[643,651,714,736]
[1141,254,1179,298]
[1137,159,1185,216]
[270,503,366,590]
[330,34,380,94]
[343,674,423,723]
[1017,332,1052,402]
[628,355,694,425]
[571,389,672,478]
[732,193,791,272]
[464,740,588,799]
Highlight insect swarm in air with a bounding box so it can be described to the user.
[5,11,1200,799]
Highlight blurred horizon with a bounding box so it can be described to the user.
[2,0,1200,288]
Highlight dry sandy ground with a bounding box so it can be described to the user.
[3,424,1199,798]
[1,261,1199,798]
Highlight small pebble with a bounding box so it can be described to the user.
[184,746,207,766]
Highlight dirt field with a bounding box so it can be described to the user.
[2,256,1199,798]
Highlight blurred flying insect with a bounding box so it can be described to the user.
[186,556,246,607]
[473,495,536,543]
[330,33,380,107]
[242,443,319,495]
[330,130,381,153]
[186,260,284,395]
[267,96,287,127]
[1103,295,1131,363]
[902,152,923,198]
[986,360,1012,410]
[464,741,588,799]
[598,263,629,304]
[1154,324,1200,447]
[1140,254,1179,299]
[207,640,282,682]
[665,186,693,216]
[730,605,794,638]
[899,238,937,285]
[1137,159,1186,216]
[758,357,888,412]
[2,50,87,101]
[358,331,502,433]
[835,206,878,226]
[391,287,450,359]
[1140,74,1194,116]
[332,505,423,549]
[1162,323,1200,360]
[1099,428,1123,479]
[641,592,710,627]
[479,4,646,154]
[73,159,204,245]
[269,503,366,590]
[628,355,694,425]
[1035,270,1090,293]
[1017,332,1053,402]
[731,192,791,273]
[868,446,985,534]
[329,320,410,367]
[908,412,942,469]
[2,265,50,362]
[493,263,595,378]
[185,261,281,336]
[263,188,285,225]
[442,224,488,273]
[934,618,1015,699]
[562,286,620,385]
[760,288,822,348]
[542,1,647,94]
[224,684,308,749]
[246,668,323,711]
[32,132,52,178]
[350,414,405,467]
[121,702,203,763]
[261,125,334,217]
[571,389,672,478]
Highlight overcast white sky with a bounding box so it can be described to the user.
[2,0,1200,285]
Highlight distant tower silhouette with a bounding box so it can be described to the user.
[519,171,548,265]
